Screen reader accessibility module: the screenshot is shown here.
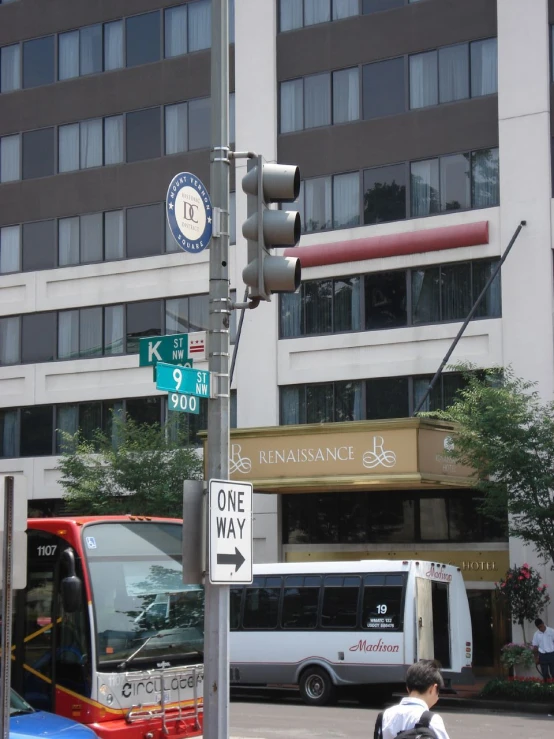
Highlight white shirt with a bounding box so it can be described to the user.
[381,697,450,739]
[532,626,554,653]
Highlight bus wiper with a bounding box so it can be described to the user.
[118,631,165,670]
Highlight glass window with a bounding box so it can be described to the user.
[104,210,124,261]
[304,177,331,231]
[126,11,161,68]
[281,385,301,425]
[80,25,102,76]
[166,297,188,335]
[280,79,303,133]
[363,57,405,119]
[370,495,415,541]
[334,380,363,421]
[1,44,21,92]
[80,307,103,357]
[304,73,331,128]
[188,294,209,332]
[410,158,439,216]
[22,219,56,272]
[0,316,20,365]
[411,266,440,324]
[441,262,471,321]
[334,276,361,332]
[126,108,161,162]
[59,124,80,173]
[126,203,163,258]
[188,97,211,150]
[0,134,20,182]
[473,259,501,318]
[282,576,321,629]
[321,576,359,628]
[165,5,187,58]
[305,0,330,25]
[333,0,359,19]
[126,396,162,426]
[58,310,79,360]
[365,271,407,329]
[362,575,404,630]
[243,582,281,629]
[364,163,406,224]
[0,409,18,458]
[81,213,103,263]
[104,305,124,355]
[440,153,470,211]
[20,406,53,456]
[363,0,403,12]
[104,115,124,165]
[306,383,334,423]
[21,312,56,363]
[471,147,499,208]
[333,172,359,229]
[165,102,188,155]
[23,36,54,88]
[471,38,497,97]
[188,0,211,52]
[80,119,103,169]
[22,128,54,179]
[0,225,20,274]
[126,300,162,353]
[420,497,448,540]
[366,376,409,419]
[280,291,302,338]
[280,0,303,31]
[439,43,469,103]
[333,67,359,123]
[304,280,333,335]
[104,20,124,71]
[58,217,79,266]
[413,374,442,413]
[410,50,438,109]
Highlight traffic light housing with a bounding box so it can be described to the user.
[242,155,301,301]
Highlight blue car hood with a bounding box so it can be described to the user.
[10,711,97,739]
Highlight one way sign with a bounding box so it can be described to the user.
[209,479,253,585]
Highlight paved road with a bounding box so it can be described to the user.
[228,697,554,738]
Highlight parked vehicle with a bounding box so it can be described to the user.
[10,688,98,739]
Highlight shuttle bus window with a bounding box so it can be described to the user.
[243,577,281,629]
[321,575,360,628]
[282,575,321,629]
[362,573,405,631]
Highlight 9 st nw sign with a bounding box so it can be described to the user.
[209,479,253,585]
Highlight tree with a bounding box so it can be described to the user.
[426,365,554,567]
[495,563,550,643]
[58,415,203,516]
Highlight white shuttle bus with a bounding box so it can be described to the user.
[229,559,473,705]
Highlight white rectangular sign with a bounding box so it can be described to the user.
[209,479,253,585]
[0,475,27,590]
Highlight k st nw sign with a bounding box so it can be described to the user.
[209,479,253,585]
[139,332,207,368]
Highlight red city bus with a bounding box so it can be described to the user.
[11,516,204,739]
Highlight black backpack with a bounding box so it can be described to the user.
[374,710,438,739]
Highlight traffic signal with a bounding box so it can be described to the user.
[242,155,301,302]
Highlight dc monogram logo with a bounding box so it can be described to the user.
[166,172,213,254]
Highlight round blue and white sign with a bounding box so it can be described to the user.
[166,172,213,254]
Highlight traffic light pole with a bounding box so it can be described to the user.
[205,0,230,737]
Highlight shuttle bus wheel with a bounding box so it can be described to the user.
[299,666,336,706]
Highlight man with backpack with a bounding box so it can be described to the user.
[374,660,450,739]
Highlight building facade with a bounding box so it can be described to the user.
[1,0,553,672]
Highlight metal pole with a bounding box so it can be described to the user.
[412,220,526,416]
[0,476,14,739]
[205,0,230,737]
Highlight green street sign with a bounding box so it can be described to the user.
[168,392,201,415]
[139,334,188,367]
[156,362,212,398]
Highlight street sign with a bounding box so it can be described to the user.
[168,392,201,415]
[208,479,253,584]
[166,172,213,254]
[156,362,213,398]
[139,334,189,367]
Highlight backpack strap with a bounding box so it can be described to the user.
[373,711,384,739]
[415,711,434,729]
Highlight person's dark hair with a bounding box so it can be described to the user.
[406,660,444,693]
[535,618,544,627]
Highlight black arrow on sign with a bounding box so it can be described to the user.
[217,548,245,572]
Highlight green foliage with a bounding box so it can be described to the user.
[496,564,550,639]
[58,415,203,517]
[479,678,554,702]
[423,365,554,567]
[499,643,536,669]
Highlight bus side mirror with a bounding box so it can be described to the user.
[61,548,82,614]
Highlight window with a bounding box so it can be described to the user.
[166,295,209,334]
[305,73,331,129]
[243,577,281,629]
[366,376,409,419]
[21,312,56,363]
[365,271,406,329]
[333,172,359,228]
[20,406,53,456]
[58,307,103,360]
[80,119,103,168]
[126,108,161,162]
[126,300,162,353]
[22,220,56,272]
[470,38,497,97]
[0,316,20,365]
[59,24,103,80]
[410,158,440,216]
[0,409,18,458]
[126,397,161,426]
[165,102,188,155]
[362,574,404,630]
[23,36,54,88]
[303,178,331,231]
[363,58,405,119]
[104,210,124,260]
[0,134,20,182]
[188,0,211,51]
[282,575,321,629]
[440,153,470,211]
[364,163,407,224]
[333,67,360,123]
[281,69,359,132]
[188,97,211,150]
[1,44,20,92]
[165,6,188,58]
[439,44,469,103]
[301,174,359,232]
[22,128,54,179]
[104,115,124,165]
[126,204,164,258]
[104,20,124,71]
[104,305,125,355]
[280,0,358,29]
[0,224,20,273]
[59,31,79,81]
[471,148,499,208]
[126,11,161,68]
[281,79,303,133]
[321,575,360,628]
[410,50,438,109]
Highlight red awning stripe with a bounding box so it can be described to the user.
[284,221,489,268]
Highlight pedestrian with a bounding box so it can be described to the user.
[532,618,554,682]
[374,660,450,739]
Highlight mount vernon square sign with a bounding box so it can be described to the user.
[166,172,213,253]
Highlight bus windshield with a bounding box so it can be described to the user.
[83,521,204,667]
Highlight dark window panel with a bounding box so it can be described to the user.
[125,11,161,68]
[321,576,359,628]
[126,203,164,258]
[189,97,211,150]
[369,495,415,542]
[304,280,333,334]
[126,108,161,163]
[438,43,469,104]
[334,381,363,422]
[80,306,103,358]
[79,402,103,441]
[0,409,18,458]
[471,148,499,208]
[363,164,407,225]
[440,153,470,211]
[420,497,448,540]
[473,260,501,318]
[23,36,55,88]
[413,374,442,412]
[411,267,440,324]
[126,396,162,426]
[20,406,53,456]
[410,158,439,217]
[440,262,472,321]
[362,582,404,630]
[80,24,103,76]
[282,584,319,629]
[365,271,407,330]
[366,376,409,419]
[22,128,55,180]
[22,219,56,272]
[280,385,302,425]
[334,276,361,332]
[306,383,334,423]
[243,586,280,629]
[21,312,56,363]
[312,494,339,542]
[363,58,405,119]
[126,300,162,353]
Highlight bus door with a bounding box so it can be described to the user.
[415,577,434,661]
